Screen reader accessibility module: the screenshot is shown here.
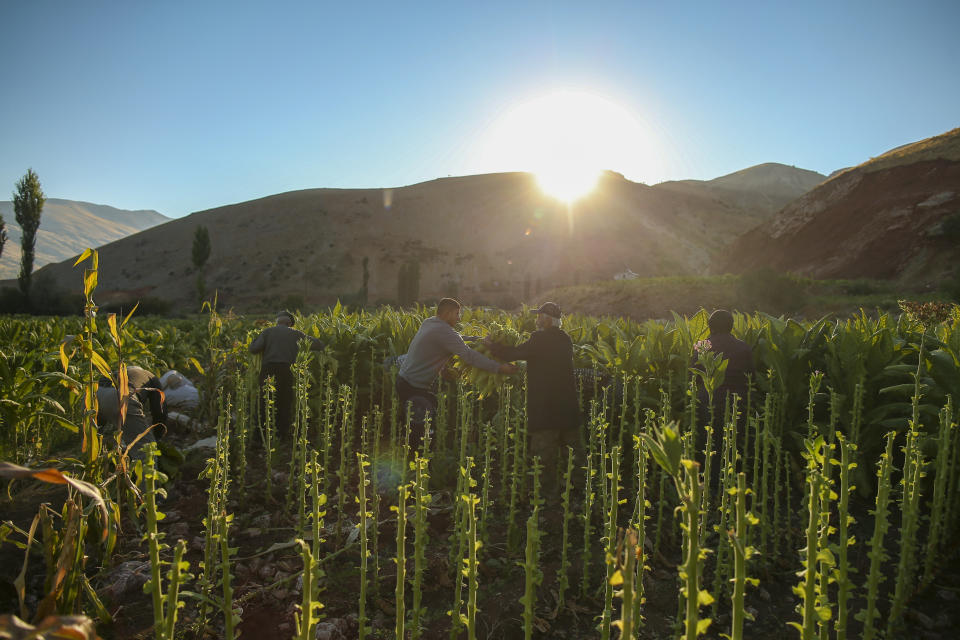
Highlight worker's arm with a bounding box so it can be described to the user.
[249,331,266,354]
[439,326,504,374]
[487,333,539,362]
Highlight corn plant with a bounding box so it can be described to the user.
[0,461,115,623]
[73,248,105,481]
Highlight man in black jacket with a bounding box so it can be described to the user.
[486,302,581,494]
[695,309,754,426]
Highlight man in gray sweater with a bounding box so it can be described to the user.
[397,298,516,445]
[249,310,324,436]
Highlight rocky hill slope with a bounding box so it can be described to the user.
[716,128,960,282]
[655,162,825,226]
[22,166,821,312]
[0,199,168,279]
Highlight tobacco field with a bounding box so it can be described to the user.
[2,251,960,640]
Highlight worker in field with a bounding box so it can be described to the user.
[249,310,324,436]
[397,298,516,446]
[96,365,167,458]
[693,309,755,492]
[695,309,755,426]
[126,366,168,428]
[484,302,581,495]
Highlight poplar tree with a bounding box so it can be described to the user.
[13,168,45,302]
[192,224,211,303]
[192,224,211,270]
[0,213,7,260]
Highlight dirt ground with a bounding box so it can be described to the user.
[3,432,960,639]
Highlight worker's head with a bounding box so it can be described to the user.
[531,302,562,330]
[708,309,734,335]
[276,310,295,327]
[437,297,461,327]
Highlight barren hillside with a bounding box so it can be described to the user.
[22,167,820,312]
[655,162,826,225]
[716,128,960,282]
[0,200,168,279]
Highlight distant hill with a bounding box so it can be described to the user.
[716,128,960,282]
[0,199,168,279]
[21,165,822,312]
[654,163,826,226]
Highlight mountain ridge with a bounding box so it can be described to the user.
[19,165,820,311]
[716,128,960,282]
[0,199,168,279]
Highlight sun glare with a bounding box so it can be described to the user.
[477,90,654,203]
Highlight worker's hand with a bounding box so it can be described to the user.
[441,366,460,381]
[498,363,518,375]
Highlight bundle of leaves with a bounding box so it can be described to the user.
[451,322,524,397]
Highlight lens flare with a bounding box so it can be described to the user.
[475,89,655,203]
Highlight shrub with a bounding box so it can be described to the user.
[736,268,809,313]
[0,286,26,313]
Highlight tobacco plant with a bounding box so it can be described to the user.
[857,431,896,640]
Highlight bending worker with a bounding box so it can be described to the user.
[249,310,324,436]
[96,365,167,458]
[398,298,516,445]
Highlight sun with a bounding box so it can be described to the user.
[477,89,653,203]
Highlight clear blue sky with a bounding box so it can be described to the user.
[1,0,957,218]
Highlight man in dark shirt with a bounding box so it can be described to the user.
[486,302,581,494]
[249,310,324,436]
[694,310,755,489]
[697,309,754,419]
